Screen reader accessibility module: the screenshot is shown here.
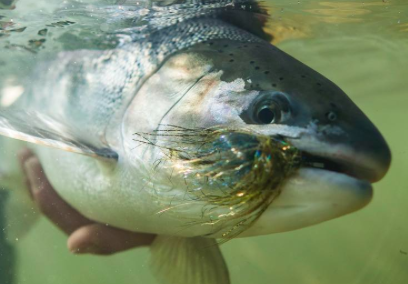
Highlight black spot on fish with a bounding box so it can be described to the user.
[229,53,234,56]
[38,28,48,36]
[317,82,322,87]
[46,21,75,28]
[272,83,277,87]
[264,71,270,75]
[28,39,46,49]
[9,27,26,33]
[255,66,260,70]
[279,77,284,81]
[5,43,36,54]
[229,59,234,63]
[223,44,228,48]
[301,75,306,78]
[250,61,255,64]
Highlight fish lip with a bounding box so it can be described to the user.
[289,139,390,184]
[280,167,373,208]
[300,151,377,183]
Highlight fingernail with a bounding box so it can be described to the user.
[68,236,103,255]
[70,244,100,255]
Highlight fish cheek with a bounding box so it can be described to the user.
[162,72,226,128]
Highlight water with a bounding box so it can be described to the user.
[1,0,408,283]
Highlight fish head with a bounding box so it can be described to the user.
[128,38,391,237]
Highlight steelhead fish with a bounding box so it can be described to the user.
[0,1,391,284]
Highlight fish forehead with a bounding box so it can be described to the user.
[182,39,326,90]
[172,39,390,167]
[182,39,370,128]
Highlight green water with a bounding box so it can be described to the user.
[3,0,408,283]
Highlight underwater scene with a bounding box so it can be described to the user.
[0,0,407,284]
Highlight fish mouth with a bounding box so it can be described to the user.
[301,151,378,184]
[241,138,388,237]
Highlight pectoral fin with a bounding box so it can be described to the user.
[150,236,230,284]
[0,110,117,160]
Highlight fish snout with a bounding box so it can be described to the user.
[344,128,391,183]
[326,113,391,183]
[290,112,391,184]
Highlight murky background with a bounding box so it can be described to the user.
[1,0,407,283]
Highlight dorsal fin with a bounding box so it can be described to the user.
[0,110,117,160]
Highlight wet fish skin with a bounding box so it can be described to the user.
[0,15,390,238]
[1,18,266,238]
[0,12,391,284]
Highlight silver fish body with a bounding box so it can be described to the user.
[1,16,391,237]
[0,14,391,284]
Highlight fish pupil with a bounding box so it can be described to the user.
[258,107,275,124]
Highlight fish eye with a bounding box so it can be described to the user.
[256,101,280,124]
[240,92,291,125]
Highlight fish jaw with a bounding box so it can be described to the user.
[240,167,372,236]
[240,167,372,237]
[240,124,389,237]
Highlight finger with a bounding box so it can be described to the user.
[18,148,36,198]
[18,148,35,167]
[22,156,93,235]
[68,223,156,255]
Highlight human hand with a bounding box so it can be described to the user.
[18,148,156,255]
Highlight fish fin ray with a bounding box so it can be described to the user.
[0,110,117,160]
[150,235,230,284]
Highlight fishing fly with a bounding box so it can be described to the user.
[134,126,301,239]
